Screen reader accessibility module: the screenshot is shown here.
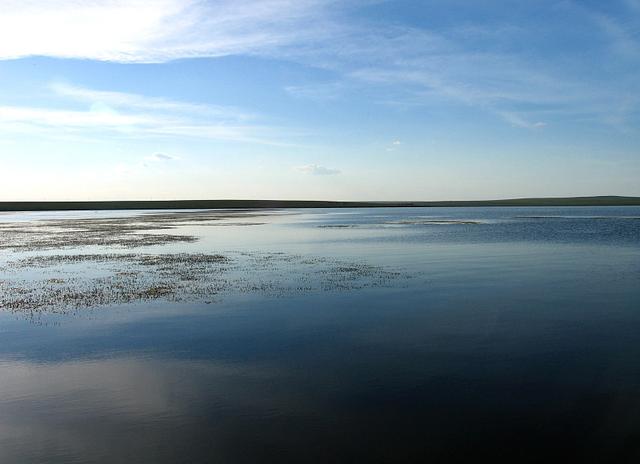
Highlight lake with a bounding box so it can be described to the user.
[1,206,639,463]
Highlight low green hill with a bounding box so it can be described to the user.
[0,196,639,212]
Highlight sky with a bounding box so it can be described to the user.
[0,0,639,201]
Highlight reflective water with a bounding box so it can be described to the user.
[1,207,639,463]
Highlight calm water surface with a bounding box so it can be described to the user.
[1,207,639,463]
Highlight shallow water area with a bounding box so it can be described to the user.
[1,206,639,462]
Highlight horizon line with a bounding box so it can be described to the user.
[1,196,639,212]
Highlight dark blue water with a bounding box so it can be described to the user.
[1,207,639,463]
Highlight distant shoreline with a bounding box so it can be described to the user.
[1,196,639,212]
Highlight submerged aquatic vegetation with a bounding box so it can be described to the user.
[0,251,403,316]
[0,210,407,318]
[385,219,481,225]
[0,210,271,251]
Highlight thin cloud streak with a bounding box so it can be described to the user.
[51,83,255,121]
[0,104,275,143]
[146,152,179,162]
[296,164,340,175]
[0,84,291,145]
[284,82,345,101]
[497,112,547,130]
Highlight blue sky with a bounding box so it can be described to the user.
[0,0,638,201]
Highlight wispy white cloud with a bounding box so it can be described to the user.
[0,105,153,128]
[146,152,179,162]
[386,139,402,152]
[0,0,341,62]
[589,11,640,58]
[51,83,253,121]
[497,112,547,130]
[284,82,344,101]
[344,34,638,129]
[0,83,287,144]
[296,164,340,175]
[0,104,276,142]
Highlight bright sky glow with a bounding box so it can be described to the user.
[0,0,638,200]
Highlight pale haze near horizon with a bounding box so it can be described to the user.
[0,0,638,202]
